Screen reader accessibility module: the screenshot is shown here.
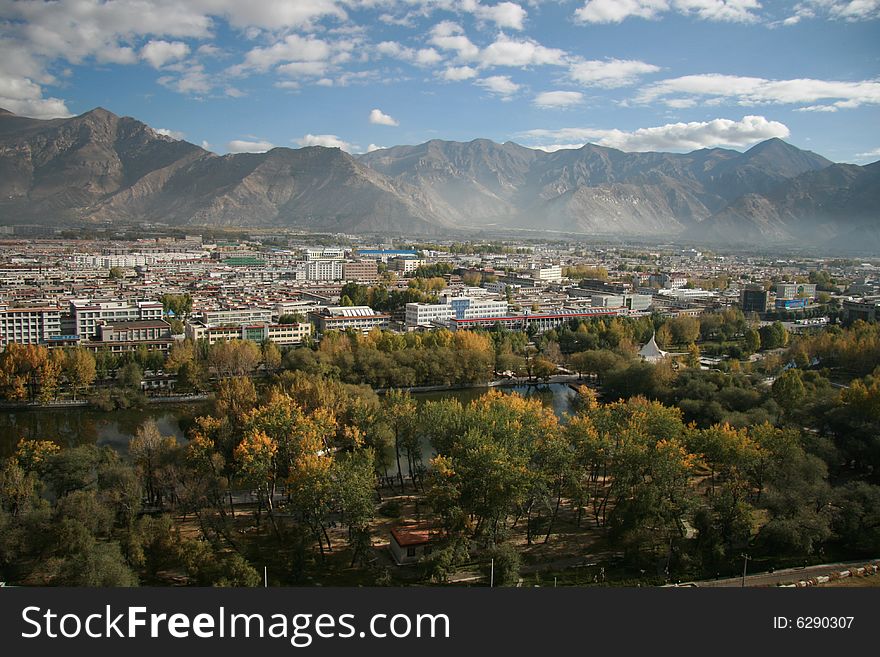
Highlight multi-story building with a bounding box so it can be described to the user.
[405,303,456,327]
[202,307,273,326]
[740,285,769,313]
[309,306,390,334]
[531,264,563,283]
[70,299,164,339]
[389,257,425,274]
[186,321,312,345]
[842,298,880,323]
[776,283,817,300]
[342,260,379,282]
[0,305,63,347]
[306,259,344,281]
[405,296,510,328]
[448,307,624,332]
[304,247,345,261]
[93,319,174,353]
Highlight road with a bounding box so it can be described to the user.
[679,560,880,588]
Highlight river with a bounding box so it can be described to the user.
[0,383,579,469]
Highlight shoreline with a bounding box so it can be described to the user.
[0,374,588,410]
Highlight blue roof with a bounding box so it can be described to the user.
[358,249,418,256]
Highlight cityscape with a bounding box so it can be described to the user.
[0,227,878,587]
[0,0,878,594]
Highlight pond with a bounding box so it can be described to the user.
[0,383,579,473]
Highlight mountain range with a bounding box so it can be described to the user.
[1,106,877,250]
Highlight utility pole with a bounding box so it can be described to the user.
[741,554,751,588]
[490,558,494,588]
[264,566,268,588]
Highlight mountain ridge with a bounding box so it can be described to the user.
[0,106,874,246]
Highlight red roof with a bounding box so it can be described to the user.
[391,525,433,547]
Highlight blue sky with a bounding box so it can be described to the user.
[1,1,878,162]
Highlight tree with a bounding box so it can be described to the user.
[109,266,124,280]
[64,348,96,401]
[262,340,282,371]
[129,420,178,507]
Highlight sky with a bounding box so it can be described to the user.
[0,1,878,162]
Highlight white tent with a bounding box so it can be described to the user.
[639,333,668,363]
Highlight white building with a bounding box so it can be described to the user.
[532,264,563,283]
[405,296,509,328]
[70,299,164,339]
[390,257,425,274]
[202,307,274,327]
[305,259,344,281]
[304,247,345,261]
[0,305,63,346]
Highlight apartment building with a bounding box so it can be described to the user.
[202,307,273,326]
[70,299,164,339]
[186,321,312,345]
[0,305,63,347]
[309,306,390,334]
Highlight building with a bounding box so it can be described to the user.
[309,306,390,334]
[342,260,379,282]
[448,307,624,332]
[776,283,817,300]
[531,264,563,283]
[842,298,880,323]
[94,319,173,353]
[70,299,164,339]
[186,321,312,345]
[404,303,456,327]
[304,247,344,261]
[202,307,273,327]
[306,259,344,281]
[591,294,652,312]
[775,298,808,310]
[740,285,769,313]
[404,296,510,328]
[0,305,62,347]
[389,525,433,565]
[389,257,425,274]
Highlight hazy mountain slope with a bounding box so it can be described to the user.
[1,106,867,242]
[693,162,880,248]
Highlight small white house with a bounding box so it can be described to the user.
[389,525,434,565]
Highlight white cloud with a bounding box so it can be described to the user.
[367,143,385,152]
[534,90,584,108]
[637,74,880,109]
[569,58,661,88]
[429,22,481,61]
[157,64,212,95]
[441,65,478,80]
[369,108,399,126]
[224,86,245,97]
[155,127,185,139]
[0,75,71,118]
[794,104,838,112]
[226,139,275,153]
[200,140,212,150]
[462,1,528,30]
[277,61,330,77]
[784,1,880,24]
[855,146,880,159]
[520,115,790,152]
[480,33,567,68]
[574,0,669,23]
[574,0,762,24]
[475,75,521,98]
[233,34,332,73]
[295,133,353,150]
[141,40,190,69]
[375,41,443,67]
